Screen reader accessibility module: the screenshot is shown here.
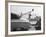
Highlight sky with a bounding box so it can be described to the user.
[10,5,42,16]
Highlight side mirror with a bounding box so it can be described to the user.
[32,9,34,11]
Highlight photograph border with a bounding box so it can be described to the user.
[5,1,45,36]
